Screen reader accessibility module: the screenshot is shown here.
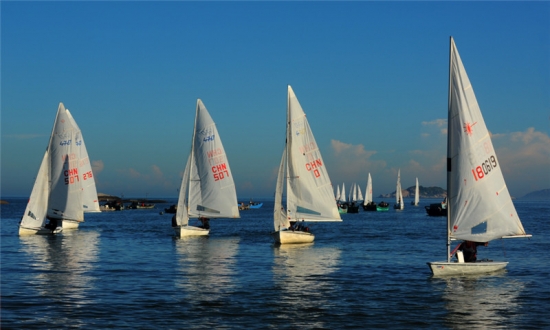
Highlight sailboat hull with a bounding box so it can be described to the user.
[427,261,508,276]
[174,225,209,237]
[272,230,314,244]
[18,226,58,235]
[62,219,82,230]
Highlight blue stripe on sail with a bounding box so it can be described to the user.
[296,206,321,216]
[196,205,221,214]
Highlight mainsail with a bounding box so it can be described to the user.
[181,99,240,220]
[285,86,341,222]
[447,37,527,242]
[47,103,83,222]
[66,109,100,213]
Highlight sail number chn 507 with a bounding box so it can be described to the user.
[62,153,93,185]
[207,148,230,182]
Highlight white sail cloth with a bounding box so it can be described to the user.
[447,38,527,242]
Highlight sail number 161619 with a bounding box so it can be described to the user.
[472,155,497,181]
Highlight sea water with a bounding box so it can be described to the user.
[1,198,549,329]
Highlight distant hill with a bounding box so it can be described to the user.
[378,186,446,199]
[520,189,550,200]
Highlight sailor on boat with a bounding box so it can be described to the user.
[456,241,488,263]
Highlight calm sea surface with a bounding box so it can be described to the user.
[1,197,549,329]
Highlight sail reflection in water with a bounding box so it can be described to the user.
[440,275,524,328]
[19,231,100,319]
[174,237,239,303]
[272,244,341,327]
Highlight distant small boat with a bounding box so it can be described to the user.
[347,183,360,213]
[362,173,377,211]
[336,183,348,214]
[377,201,389,212]
[425,198,447,217]
[129,201,155,209]
[248,201,263,209]
[411,177,420,206]
[164,204,177,214]
[393,169,404,210]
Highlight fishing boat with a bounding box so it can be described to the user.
[411,177,420,206]
[393,169,404,210]
[427,37,531,276]
[172,99,240,237]
[19,103,89,235]
[272,86,342,244]
[362,173,377,211]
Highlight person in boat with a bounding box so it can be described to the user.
[44,217,59,232]
[459,240,488,262]
[199,217,210,230]
[289,221,296,231]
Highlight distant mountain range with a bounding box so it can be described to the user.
[520,189,550,200]
[379,187,550,200]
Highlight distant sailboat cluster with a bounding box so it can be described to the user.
[18,37,531,276]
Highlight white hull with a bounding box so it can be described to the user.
[62,219,82,230]
[272,230,314,244]
[18,226,61,235]
[174,225,209,237]
[428,261,508,276]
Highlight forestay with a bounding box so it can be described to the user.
[273,148,289,231]
[447,37,527,242]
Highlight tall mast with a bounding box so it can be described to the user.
[446,37,453,262]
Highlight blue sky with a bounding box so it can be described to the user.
[2,1,549,199]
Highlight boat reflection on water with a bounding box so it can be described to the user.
[174,237,239,301]
[19,230,100,308]
[440,273,524,328]
[272,244,342,327]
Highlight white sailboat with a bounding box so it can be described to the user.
[411,177,420,206]
[66,109,100,213]
[338,183,348,214]
[272,86,342,244]
[19,103,86,235]
[427,37,531,276]
[393,169,404,210]
[172,99,240,237]
[347,182,360,213]
[357,182,364,202]
[362,173,377,211]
